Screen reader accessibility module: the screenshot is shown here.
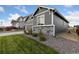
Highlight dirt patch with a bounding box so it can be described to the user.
[58,32,79,42]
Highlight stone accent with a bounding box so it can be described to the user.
[32,26,53,35]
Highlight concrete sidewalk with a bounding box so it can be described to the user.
[0,31,24,36]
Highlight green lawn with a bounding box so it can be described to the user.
[0,34,58,54]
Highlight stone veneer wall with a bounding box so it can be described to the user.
[32,26,53,35]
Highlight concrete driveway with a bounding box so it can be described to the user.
[0,31,24,36]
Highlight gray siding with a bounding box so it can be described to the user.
[32,11,53,35]
[45,12,52,25]
[25,18,33,31]
[25,24,32,31]
[33,16,37,25]
[33,11,52,25]
[53,14,68,34]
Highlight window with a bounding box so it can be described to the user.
[37,15,45,25]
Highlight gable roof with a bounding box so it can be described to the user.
[11,20,17,24]
[33,6,55,16]
[33,6,69,23]
[23,16,28,21]
[25,14,33,21]
[17,16,23,21]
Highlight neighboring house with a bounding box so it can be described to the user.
[74,25,79,28]
[11,16,26,29]
[25,6,69,36]
[25,14,33,31]
[11,20,19,28]
[17,16,25,29]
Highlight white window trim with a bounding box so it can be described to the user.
[36,15,45,25]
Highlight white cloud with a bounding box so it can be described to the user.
[8,13,21,20]
[15,6,28,14]
[65,11,79,26]
[64,5,73,8]
[0,13,21,26]
[0,6,5,13]
[0,20,11,26]
[1,13,21,26]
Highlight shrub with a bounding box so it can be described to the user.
[39,31,46,41]
[76,28,79,36]
[68,30,71,33]
[24,30,30,35]
[32,33,38,37]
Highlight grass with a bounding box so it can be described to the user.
[0,34,58,54]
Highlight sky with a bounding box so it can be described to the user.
[0,5,79,26]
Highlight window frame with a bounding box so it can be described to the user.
[36,14,45,25]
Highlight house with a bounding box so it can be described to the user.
[11,20,19,28]
[25,6,69,36]
[11,16,27,29]
[25,14,33,31]
[17,16,26,29]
